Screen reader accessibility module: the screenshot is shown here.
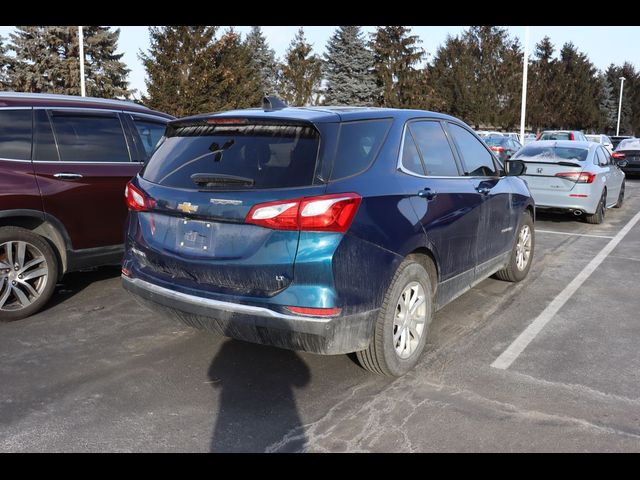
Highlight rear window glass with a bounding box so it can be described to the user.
[540,132,571,140]
[484,137,507,146]
[513,145,589,162]
[142,122,320,189]
[0,109,32,160]
[616,138,640,151]
[330,119,391,180]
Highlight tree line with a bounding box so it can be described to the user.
[0,26,638,135]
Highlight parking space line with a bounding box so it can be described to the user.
[535,229,614,239]
[492,210,640,370]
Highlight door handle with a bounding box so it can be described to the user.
[476,186,491,195]
[53,173,83,180]
[418,188,437,200]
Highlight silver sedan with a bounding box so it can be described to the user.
[510,140,626,224]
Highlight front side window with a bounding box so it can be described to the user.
[409,121,459,176]
[448,123,497,176]
[49,113,131,163]
[0,109,32,160]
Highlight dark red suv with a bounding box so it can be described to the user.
[0,92,174,320]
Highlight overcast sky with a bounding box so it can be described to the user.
[1,26,638,98]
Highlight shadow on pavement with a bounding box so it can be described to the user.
[46,265,122,310]
[208,339,310,452]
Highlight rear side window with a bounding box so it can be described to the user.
[143,122,320,189]
[448,123,497,176]
[409,121,459,176]
[0,109,32,160]
[401,130,425,175]
[34,110,59,161]
[330,119,392,180]
[132,118,166,159]
[50,113,131,163]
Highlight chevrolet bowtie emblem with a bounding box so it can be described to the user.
[177,202,198,214]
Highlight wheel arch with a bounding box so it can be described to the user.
[0,210,71,277]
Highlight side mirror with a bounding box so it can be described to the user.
[506,160,526,176]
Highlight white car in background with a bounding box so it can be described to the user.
[586,134,614,154]
[510,140,625,224]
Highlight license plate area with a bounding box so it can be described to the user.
[176,218,213,253]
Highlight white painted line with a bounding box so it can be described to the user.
[492,210,640,370]
[536,229,614,239]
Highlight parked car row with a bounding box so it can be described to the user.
[0,92,632,378]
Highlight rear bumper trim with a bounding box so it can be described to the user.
[122,275,378,355]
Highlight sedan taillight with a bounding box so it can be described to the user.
[612,152,626,160]
[246,193,362,232]
[555,172,596,184]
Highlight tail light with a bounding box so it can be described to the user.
[246,193,362,232]
[569,132,575,140]
[612,152,626,160]
[490,146,505,152]
[125,181,155,211]
[555,172,596,183]
[535,133,541,140]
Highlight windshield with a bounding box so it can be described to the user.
[616,138,640,151]
[513,145,589,162]
[142,122,320,189]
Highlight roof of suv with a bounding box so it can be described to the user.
[0,92,174,119]
[172,106,463,125]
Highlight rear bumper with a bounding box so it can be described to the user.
[122,275,378,355]
[529,189,600,215]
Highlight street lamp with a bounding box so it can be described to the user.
[616,76,626,136]
[78,26,86,97]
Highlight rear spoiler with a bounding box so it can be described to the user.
[512,159,582,168]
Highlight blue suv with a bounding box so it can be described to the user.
[122,99,534,376]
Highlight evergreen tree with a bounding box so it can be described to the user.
[597,71,618,133]
[370,26,425,108]
[279,28,322,106]
[244,26,279,96]
[0,35,9,90]
[556,42,600,129]
[140,26,219,117]
[323,26,377,106]
[8,26,130,98]
[529,36,562,130]
[212,28,263,111]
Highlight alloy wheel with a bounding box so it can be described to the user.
[0,241,49,311]
[393,281,427,359]
[515,224,532,271]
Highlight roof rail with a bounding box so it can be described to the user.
[0,91,151,110]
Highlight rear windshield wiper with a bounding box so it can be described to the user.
[191,173,255,188]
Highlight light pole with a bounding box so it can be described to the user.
[616,76,625,136]
[519,26,530,145]
[78,26,86,97]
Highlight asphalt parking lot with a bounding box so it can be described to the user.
[2,180,640,452]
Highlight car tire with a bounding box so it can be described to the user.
[494,210,534,283]
[614,182,625,208]
[584,189,606,224]
[356,255,435,377]
[0,227,58,322]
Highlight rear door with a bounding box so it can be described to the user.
[32,108,140,250]
[446,122,516,268]
[398,119,483,283]
[132,119,329,296]
[596,147,621,205]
